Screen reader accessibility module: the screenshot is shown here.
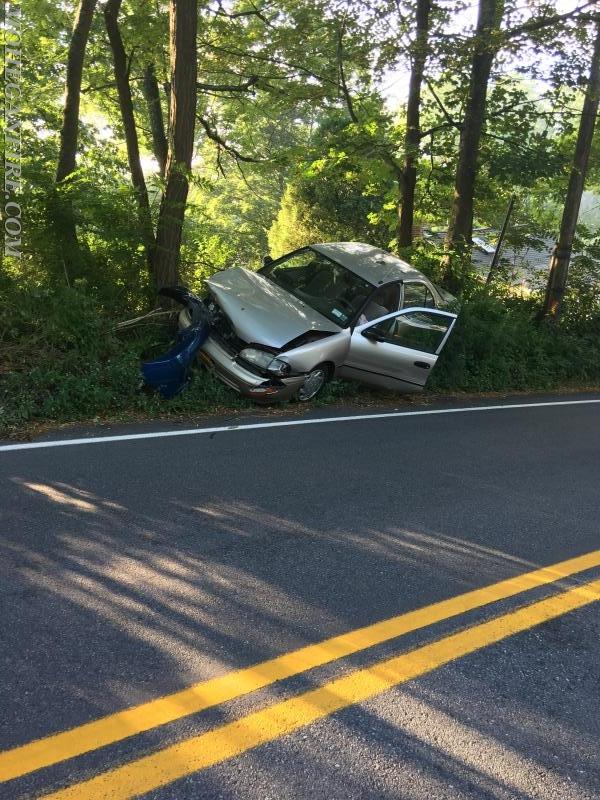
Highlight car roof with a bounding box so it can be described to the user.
[310,242,425,286]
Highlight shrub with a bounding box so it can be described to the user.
[0,280,250,435]
[429,289,600,393]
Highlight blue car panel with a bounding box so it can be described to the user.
[140,287,211,399]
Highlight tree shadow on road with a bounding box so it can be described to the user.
[0,458,598,798]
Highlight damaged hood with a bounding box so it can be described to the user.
[206,267,340,349]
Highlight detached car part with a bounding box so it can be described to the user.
[140,287,211,399]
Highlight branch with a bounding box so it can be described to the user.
[216,146,227,178]
[504,2,598,40]
[420,95,553,140]
[424,78,461,130]
[82,80,118,94]
[210,0,271,24]
[481,130,546,155]
[337,25,359,124]
[197,75,259,93]
[114,309,173,331]
[419,121,457,139]
[197,115,265,162]
[201,41,336,88]
[486,97,538,118]
[126,46,136,79]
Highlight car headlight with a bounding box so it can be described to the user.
[239,348,273,370]
[266,357,291,377]
[239,348,291,377]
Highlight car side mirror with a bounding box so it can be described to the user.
[362,328,385,343]
[262,254,273,268]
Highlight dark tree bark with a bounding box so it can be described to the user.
[56,0,98,182]
[153,0,198,290]
[104,0,155,278]
[442,0,504,290]
[398,0,431,249]
[540,18,600,320]
[55,0,97,278]
[142,64,169,178]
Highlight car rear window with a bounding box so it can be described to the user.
[402,281,435,309]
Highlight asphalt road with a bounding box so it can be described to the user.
[1,395,599,799]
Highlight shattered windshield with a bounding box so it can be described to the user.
[259,248,373,327]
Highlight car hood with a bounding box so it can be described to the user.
[206,267,340,349]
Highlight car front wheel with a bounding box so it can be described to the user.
[296,365,330,402]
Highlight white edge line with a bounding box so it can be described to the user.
[1,399,599,453]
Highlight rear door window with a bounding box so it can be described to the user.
[402,282,435,309]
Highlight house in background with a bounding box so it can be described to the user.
[422,227,554,288]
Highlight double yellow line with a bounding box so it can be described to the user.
[1,550,599,799]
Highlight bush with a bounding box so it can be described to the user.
[0,281,250,436]
[429,289,600,393]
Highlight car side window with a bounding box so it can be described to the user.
[402,282,435,309]
[369,311,451,354]
[359,282,401,323]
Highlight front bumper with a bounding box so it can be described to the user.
[199,335,305,401]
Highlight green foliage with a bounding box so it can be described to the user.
[0,280,251,435]
[429,289,600,393]
[268,177,389,256]
[268,107,396,255]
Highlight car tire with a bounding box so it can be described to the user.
[296,364,332,402]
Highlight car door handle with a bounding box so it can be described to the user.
[414,361,430,369]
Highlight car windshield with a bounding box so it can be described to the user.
[260,248,373,327]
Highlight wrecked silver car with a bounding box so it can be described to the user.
[179,242,458,402]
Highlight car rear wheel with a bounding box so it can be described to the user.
[296,364,331,402]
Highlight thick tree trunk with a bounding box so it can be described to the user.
[540,19,600,320]
[142,64,169,178]
[153,0,198,290]
[442,0,504,290]
[55,0,97,278]
[104,0,155,278]
[398,0,431,249]
[56,0,97,182]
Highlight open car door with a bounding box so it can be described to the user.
[339,307,457,392]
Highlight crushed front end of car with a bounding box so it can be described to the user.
[172,281,309,401]
[194,306,308,402]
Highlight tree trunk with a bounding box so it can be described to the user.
[153,0,198,290]
[55,0,97,278]
[56,0,97,182]
[398,0,431,249]
[142,64,169,178]
[442,0,504,290]
[540,19,600,320]
[104,0,155,278]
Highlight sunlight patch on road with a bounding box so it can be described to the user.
[20,482,97,512]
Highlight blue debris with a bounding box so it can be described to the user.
[141,287,212,399]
